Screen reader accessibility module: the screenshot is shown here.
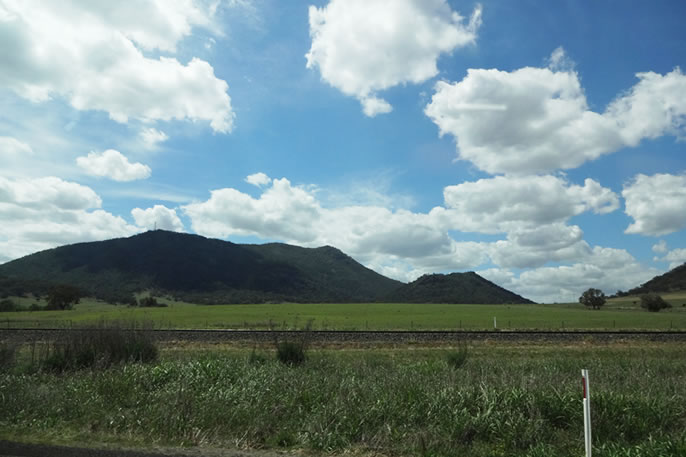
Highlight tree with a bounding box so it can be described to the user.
[579,288,606,310]
[46,285,81,310]
[640,293,671,312]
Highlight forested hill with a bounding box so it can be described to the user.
[625,262,686,295]
[0,230,534,305]
[385,272,535,304]
[0,230,401,304]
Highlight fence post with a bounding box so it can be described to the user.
[582,369,592,457]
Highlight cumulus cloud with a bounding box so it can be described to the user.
[183,174,627,290]
[652,240,668,254]
[183,177,487,271]
[481,247,658,303]
[425,49,686,174]
[651,241,686,269]
[442,175,619,233]
[77,149,151,182]
[660,249,686,270]
[0,1,234,133]
[623,173,686,236]
[606,67,686,145]
[306,0,482,116]
[245,172,272,187]
[131,205,184,232]
[487,224,591,269]
[0,176,139,263]
[139,128,169,150]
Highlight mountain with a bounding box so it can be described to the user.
[0,230,401,304]
[624,262,686,295]
[0,230,535,305]
[385,272,535,304]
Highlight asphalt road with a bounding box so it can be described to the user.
[0,441,285,457]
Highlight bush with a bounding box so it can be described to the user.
[275,341,307,366]
[640,294,671,312]
[0,342,17,371]
[42,322,158,372]
[0,298,18,312]
[138,296,168,307]
[446,343,469,369]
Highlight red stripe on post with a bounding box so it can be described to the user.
[582,376,587,399]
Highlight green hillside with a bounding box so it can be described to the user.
[386,272,535,304]
[625,263,686,295]
[0,230,401,304]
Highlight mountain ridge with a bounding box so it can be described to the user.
[0,230,534,304]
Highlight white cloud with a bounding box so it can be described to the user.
[0,176,101,210]
[661,249,686,270]
[131,205,184,232]
[245,172,272,187]
[425,50,686,175]
[651,241,686,269]
[306,0,481,116]
[0,1,234,133]
[442,175,619,233]
[183,174,624,284]
[139,128,169,150]
[623,173,686,236]
[481,247,658,303]
[652,240,668,254]
[0,176,139,263]
[487,224,591,269]
[77,149,151,182]
[606,67,686,145]
[183,177,487,272]
[0,136,32,156]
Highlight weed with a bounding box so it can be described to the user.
[0,341,17,371]
[445,343,469,369]
[41,321,158,372]
[275,340,306,366]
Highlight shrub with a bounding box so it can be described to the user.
[248,348,269,365]
[138,296,168,307]
[276,340,306,366]
[42,322,158,372]
[446,343,469,369]
[640,294,671,312]
[0,298,18,312]
[0,342,17,371]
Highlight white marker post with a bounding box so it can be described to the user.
[582,369,592,457]
[493,316,497,329]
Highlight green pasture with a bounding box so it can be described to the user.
[2,292,686,330]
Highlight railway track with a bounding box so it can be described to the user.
[2,327,686,343]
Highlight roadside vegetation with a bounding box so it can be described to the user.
[0,341,684,456]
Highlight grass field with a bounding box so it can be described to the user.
[1,341,685,457]
[2,292,686,330]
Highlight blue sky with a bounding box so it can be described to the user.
[1,0,685,302]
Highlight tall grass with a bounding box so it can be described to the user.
[0,344,684,456]
[40,321,158,371]
[0,341,17,372]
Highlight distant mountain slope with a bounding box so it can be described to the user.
[384,272,535,304]
[626,262,686,295]
[0,230,401,304]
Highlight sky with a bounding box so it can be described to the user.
[1,0,685,303]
